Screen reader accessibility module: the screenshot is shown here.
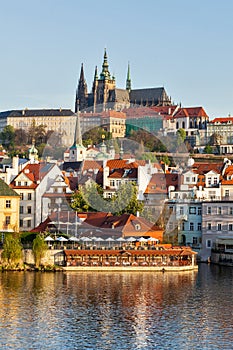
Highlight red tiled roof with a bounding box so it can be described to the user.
[210,117,233,124]
[192,162,223,175]
[82,160,102,172]
[173,106,209,119]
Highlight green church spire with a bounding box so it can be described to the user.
[100,48,111,80]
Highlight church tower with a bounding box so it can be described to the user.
[93,49,116,112]
[75,63,88,112]
[68,107,86,161]
[126,62,131,92]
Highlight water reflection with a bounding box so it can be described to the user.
[0,266,232,349]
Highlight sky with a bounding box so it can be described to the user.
[0,0,233,119]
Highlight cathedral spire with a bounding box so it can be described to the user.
[100,48,111,80]
[75,63,88,112]
[126,61,131,92]
[94,65,98,81]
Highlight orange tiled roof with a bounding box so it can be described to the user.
[210,117,233,124]
[192,162,223,175]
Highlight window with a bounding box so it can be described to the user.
[20,219,23,227]
[207,222,212,230]
[190,222,194,231]
[110,180,115,186]
[230,207,233,215]
[207,207,212,214]
[198,223,202,231]
[225,190,230,198]
[229,224,233,231]
[24,181,28,186]
[5,200,11,208]
[5,216,11,225]
[208,177,211,186]
[189,207,196,214]
[135,224,141,231]
[181,222,185,230]
[27,220,31,228]
[213,177,218,185]
[20,193,24,200]
[218,207,222,215]
[18,181,21,186]
[198,207,202,215]
[27,206,32,214]
[206,239,212,248]
[217,223,222,231]
[192,177,196,182]
[193,237,198,245]
[179,207,184,215]
[186,177,190,183]
[28,193,32,200]
[20,206,24,214]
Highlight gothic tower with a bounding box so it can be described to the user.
[126,62,131,92]
[93,49,116,112]
[75,63,88,112]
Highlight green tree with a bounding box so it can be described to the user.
[204,145,213,154]
[32,234,48,268]
[1,234,23,267]
[177,128,186,145]
[112,182,144,215]
[71,189,90,212]
[1,125,15,148]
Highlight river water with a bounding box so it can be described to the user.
[0,264,233,350]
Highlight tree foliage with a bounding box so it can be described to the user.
[1,234,23,266]
[71,182,144,216]
[0,125,15,147]
[176,128,186,144]
[32,234,48,268]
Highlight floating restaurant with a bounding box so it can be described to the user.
[62,246,198,271]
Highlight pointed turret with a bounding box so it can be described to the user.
[100,48,111,80]
[75,63,88,112]
[126,62,131,92]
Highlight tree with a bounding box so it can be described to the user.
[204,145,213,154]
[1,234,23,267]
[112,182,144,216]
[32,234,48,268]
[177,128,186,145]
[1,125,15,148]
[28,119,47,144]
[14,128,28,145]
[71,182,144,216]
[71,188,90,212]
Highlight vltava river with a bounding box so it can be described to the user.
[0,264,233,350]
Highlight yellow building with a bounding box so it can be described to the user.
[4,108,76,147]
[0,179,20,233]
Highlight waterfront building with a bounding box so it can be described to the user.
[200,200,233,261]
[0,179,20,234]
[10,162,62,231]
[166,200,202,251]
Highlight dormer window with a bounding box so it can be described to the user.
[18,181,21,186]
[135,224,141,231]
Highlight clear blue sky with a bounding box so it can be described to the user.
[0,0,232,119]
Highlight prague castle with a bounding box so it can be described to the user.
[75,49,172,113]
